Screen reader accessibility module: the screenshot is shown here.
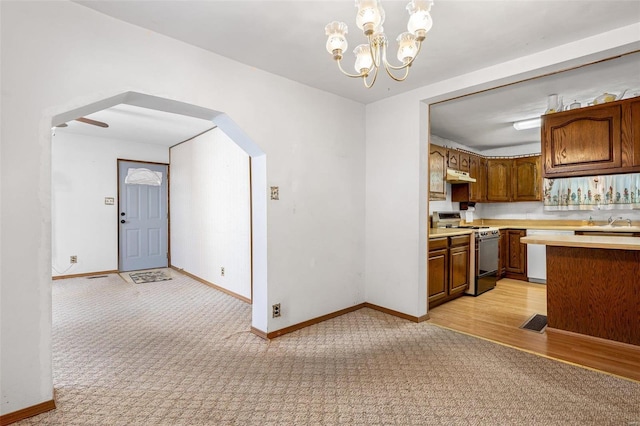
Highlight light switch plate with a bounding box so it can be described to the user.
[270,186,279,200]
[105,197,115,205]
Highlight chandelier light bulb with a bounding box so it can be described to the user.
[397,32,418,63]
[355,0,385,36]
[325,21,349,59]
[353,44,373,74]
[407,0,433,40]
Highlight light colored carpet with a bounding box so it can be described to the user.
[17,273,640,425]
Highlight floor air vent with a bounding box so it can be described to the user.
[520,314,547,333]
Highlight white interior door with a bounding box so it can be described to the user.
[118,160,169,272]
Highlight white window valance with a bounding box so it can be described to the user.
[125,168,163,186]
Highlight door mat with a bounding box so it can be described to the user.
[520,314,547,333]
[129,270,172,284]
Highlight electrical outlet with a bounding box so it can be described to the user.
[70,255,77,264]
[221,267,225,276]
[272,303,281,318]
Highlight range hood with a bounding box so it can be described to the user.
[446,169,476,183]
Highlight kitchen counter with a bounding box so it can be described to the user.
[428,228,474,238]
[520,233,640,346]
[521,234,640,250]
[428,219,640,239]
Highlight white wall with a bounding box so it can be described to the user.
[51,132,169,277]
[365,24,640,319]
[0,1,365,415]
[170,129,251,300]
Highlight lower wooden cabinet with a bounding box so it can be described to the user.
[427,238,448,305]
[501,229,527,281]
[428,235,470,309]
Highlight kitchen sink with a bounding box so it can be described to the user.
[579,225,640,231]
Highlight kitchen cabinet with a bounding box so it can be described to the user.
[623,98,640,168]
[502,229,527,281]
[427,238,448,305]
[469,155,487,202]
[542,243,640,346]
[428,234,470,309]
[449,235,470,295]
[486,159,512,202]
[512,156,542,201]
[435,145,541,203]
[458,152,471,172]
[445,148,470,172]
[498,230,506,278]
[485,156,541,202]
[429,144,447,200]
[542,97,640,178]
[447,149,460,171]
[451,154,486,203]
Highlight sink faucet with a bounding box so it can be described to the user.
[608,216,632,227]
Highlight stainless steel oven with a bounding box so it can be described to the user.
[473,229,500,296]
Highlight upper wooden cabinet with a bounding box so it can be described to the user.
[458,152,471,172]
[433,144,541,203]
[542,97,640,178]
[512,156,541,201]
[447,149,460,171]
[429,144,447,200]
[623,98,640,168]
[485,156,541,202]
[486,159,512,202]
[468,155,486,202]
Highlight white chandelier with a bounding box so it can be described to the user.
[325,0,434,88]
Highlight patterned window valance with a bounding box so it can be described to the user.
[543,173,640,210]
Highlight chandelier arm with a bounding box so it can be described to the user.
[363,62,380,89]
[383,63,411,82]
[336,58,368,79]
[377,39,407,81]
[367,34,382,69]
[383,40,423,71]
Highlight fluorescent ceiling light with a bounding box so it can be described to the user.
[513,117,541,130]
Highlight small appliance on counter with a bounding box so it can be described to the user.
[432,211,487,229]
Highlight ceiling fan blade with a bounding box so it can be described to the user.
[75,117,109,128]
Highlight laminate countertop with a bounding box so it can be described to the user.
[521,234,640,250]
[428,219,640,239]
[428,228,474,238]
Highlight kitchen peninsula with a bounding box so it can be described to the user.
[520,234,640,346]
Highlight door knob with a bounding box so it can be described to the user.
[121,220,126,224]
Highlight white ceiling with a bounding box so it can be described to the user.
[55,104,215,146]
[431,51,640,150]
[61,1,640,149]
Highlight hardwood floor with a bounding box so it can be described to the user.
[427,279,640,382]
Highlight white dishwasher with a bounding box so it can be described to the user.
[526,229,574,283]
